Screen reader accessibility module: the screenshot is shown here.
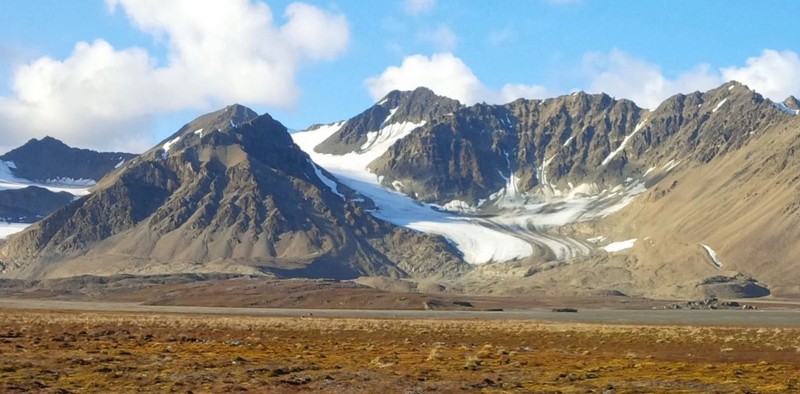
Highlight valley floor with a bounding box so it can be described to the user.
[0,308,799,393]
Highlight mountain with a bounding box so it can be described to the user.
[0,186,74,223]
[0,105,466,280]
[314,87,461,155]
[293,81,799,299]
[0,137,136,229]
[4,82,799,300]
[1,136,133,182]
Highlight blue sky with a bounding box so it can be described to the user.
[1,0,799,153]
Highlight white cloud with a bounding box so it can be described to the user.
[403,0,435,14]
[365,52,549,105]
[417,25,457,52]
[722,49,800,101]
[581,49,721,108]
[581,48,800,108]
[500,83,550,102]
[0,0,349,153]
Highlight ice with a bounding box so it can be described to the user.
[601,119,647,166]
[602,238,636,252]
[292,122,533,265]
[161,136,181,158]
[700,244,724,269]
[292,118,653,265]
[382,107,399,126]
[307,159,344,199]
[662,159,681,172]
[772,101,800,116]
[0,222,29,240]
[0,160,94,196]
[435,199,476,213]
[712,98,728,113]
[295,120,424,185]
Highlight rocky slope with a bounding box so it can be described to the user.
[3,82,800,300]
[0,105,466,280]
[1,136,133,182]
[0,187,74,223]
[295,81,799,298]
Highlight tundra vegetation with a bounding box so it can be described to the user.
[0,309,798,392]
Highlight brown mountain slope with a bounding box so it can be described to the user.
[0,105,467,280]
[606,113,800,296]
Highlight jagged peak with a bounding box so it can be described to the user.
[783,96,800,110]
[377,86,461,108]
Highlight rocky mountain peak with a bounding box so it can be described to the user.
[783,96,800,110]
[314,87,461,155]
[0,136,134,182]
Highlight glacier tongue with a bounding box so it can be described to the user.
[292,122,533,265]
[292,121,652,265]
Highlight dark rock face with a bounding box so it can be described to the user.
[0,187,74,223]
[1,136,134,182]
[365,82,789,204]
[314,87,461,155]
[0,105,466,280]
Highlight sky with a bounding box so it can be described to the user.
[1,0,800,153]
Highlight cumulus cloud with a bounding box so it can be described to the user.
[722,49,800,101]
[499,84,550,102]
[0,0,349,152]
[581,49,721,108]
[581,48,800,108]
[403,0,435,14]
[365,52,549,104]
[417,25,457,52]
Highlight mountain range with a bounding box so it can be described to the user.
[1,81,799,299]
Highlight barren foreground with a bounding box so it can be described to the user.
[1,310,799,393]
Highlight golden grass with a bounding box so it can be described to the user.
[0,309,798,392]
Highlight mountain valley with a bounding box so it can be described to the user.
[1,81,799,300]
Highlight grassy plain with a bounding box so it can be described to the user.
[0,309,798,393]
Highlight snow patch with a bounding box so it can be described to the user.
[602,238,636,252]
[435,200,475,213]
[161,136,182,159]
[193,128,204,136]
[700,244,724,269]
[307,159,344,199]
[712,98,728,113]
[0,160,94,196]
[292,122,533,265]
[587,236,605,243]
[114,159,125,169]
[662,159,681,172]
[382,107,399,126]
[601,119,647,166]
